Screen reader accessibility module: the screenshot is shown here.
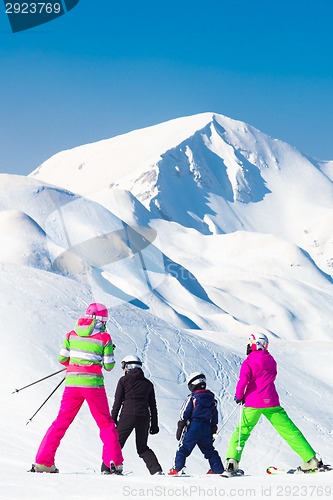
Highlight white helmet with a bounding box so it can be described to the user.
[187,372,206,392]
[247,333,269,353]
[121,354,143,371]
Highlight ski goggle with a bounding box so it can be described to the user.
[121,360,143,370]
[85,314,108,321]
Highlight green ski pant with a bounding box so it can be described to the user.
[226,406,316,463]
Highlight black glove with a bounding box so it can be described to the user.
[211,424,218,436]
[234,396,244,405]
[149,425,159,435]
[176,420,186,441]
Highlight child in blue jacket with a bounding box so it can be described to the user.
[168,372,224,475]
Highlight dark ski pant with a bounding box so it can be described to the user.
[175,420,224,473]
[226,406,316,463]
[117,415,162,474]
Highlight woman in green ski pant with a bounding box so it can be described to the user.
[225,333,320,474]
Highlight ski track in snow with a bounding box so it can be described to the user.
[141,321,153,379]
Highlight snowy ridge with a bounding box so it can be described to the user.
[1,171,332,338]
[0,210,51,269]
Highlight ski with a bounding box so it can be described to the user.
[62,469,96,475]
[267,466,301,475]
[168,469,246,478]
[169,474,192,477]
[63,469,133,476]
[168,471,191,477]
[267,463,332,475]
[167,467,191,477]
[28,464,133,476]
[101,470,133,476]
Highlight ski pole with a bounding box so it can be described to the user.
[26,377,65,425]
[217,403,242,434]
[12,368,66,394]
[236,404,244,451]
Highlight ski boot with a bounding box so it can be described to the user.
[29,463,59,473]
[101,461,123,475]
[168,467,187,476]
[110,462,123,475]
[300,457,332,473]
[221,458,244,477]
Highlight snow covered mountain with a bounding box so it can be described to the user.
[30,112,333,271]
[27,112,333,339]
[1,113,333,497]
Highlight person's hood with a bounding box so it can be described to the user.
[192,389,215,407]
[74,317,105,337]
[125,367,145,379]
[248,350,274,369]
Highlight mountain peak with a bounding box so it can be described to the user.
[28,111,333,238]
[28,112,278,212]
[29,112,254,196]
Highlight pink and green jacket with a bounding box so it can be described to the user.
[58,317,115,388]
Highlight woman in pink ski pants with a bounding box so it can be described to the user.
[33,303,123,474]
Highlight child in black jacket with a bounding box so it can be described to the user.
[101,354,163,475]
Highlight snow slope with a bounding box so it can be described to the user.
[2,171,332,339]
[1,265,333,498]
[0,113,333,498]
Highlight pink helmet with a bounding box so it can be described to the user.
[85,302,108,321]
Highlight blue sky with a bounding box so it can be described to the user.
[0,0,333,175]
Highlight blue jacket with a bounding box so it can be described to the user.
[180,389,218,425]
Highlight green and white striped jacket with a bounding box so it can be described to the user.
[58,317,115,388]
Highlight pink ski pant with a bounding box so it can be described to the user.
[35,386,123,467]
